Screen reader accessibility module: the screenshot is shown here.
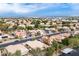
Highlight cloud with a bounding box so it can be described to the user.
[0,3,53,14]
[0,3,79,16]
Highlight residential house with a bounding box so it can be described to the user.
[0,50,1,56]
[28,30,38,37]
[18,24,26,28]
[15,30,27,38]
[23,40,48,50]
[42,33,71,45]
[5,44,29,55]
[37,30,47,36]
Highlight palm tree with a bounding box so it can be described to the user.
[13,50,21,56]
[0,47,8,56]
[52,41,59,55]
[29,48,44,56]
[45,47,55,56]
[7,52,13,56]
[50,41,64,55]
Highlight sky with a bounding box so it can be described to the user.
[0,3,79,17]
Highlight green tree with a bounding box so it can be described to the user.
[34,20,40,28]
[42,20,48,24]
[69,35,79,48]
[61,38,69,46]
[26,26,33,30]
[17,26,25,30]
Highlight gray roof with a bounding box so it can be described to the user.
[60,48,79,56]
[61,48,74,54]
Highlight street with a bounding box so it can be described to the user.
[0,31,72,48]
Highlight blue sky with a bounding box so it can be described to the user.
[0,3,79,17]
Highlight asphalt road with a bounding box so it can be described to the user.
[0,35,43,47]
[0,32,70,48]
